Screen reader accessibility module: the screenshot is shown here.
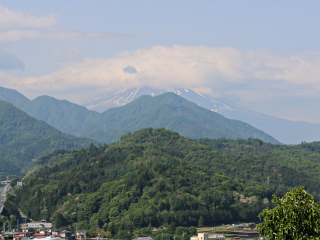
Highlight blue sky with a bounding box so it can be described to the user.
[1,1,320,123]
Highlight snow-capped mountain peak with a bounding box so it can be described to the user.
[83,87,236,114]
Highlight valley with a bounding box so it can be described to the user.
[1,86,320,239]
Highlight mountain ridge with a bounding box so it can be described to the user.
[0,86,30,109]
[22,95,100,135]
[83,87,320,144]
[80,92,280,144]
[0,99,96,176]
[0,85,279,144]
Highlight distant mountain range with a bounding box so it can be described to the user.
[5,89,278,144]
[82,92,279,144]
[3,85,320,144]
[22,95,100,135]
[84,87,320,144]
[0,86,30,109]
[0,100,95,176]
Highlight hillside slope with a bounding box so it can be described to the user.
[0,100,95,175]
[0,86,30,109]
[22,95,100,134]
[16,128,320,237]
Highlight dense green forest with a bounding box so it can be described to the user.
[0,100,96,175]
[19,92,279,144]
[14,128,320,238]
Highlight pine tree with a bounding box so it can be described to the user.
[198,216,204,228]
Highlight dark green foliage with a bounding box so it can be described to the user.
[198,216,204,228]
[14,128,320,238]
[9,178,19,187]
[2,194,21,220]
[257,187,320,240]
[51,212,68,229]
[0,100,96,175]
[134,228,152,237]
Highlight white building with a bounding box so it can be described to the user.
[27,220,52,228]
[191,232,225,240]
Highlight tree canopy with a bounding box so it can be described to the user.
[13,128,320,238]
[257,187,320,240]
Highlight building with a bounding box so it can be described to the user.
[27,220,52,229]
[190,232,225,240]
[60,230,72,240]
[17,182,23,187]
[52,229,64,236]
[76,230,86,239]
[34,233,46,239]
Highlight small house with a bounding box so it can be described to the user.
[76,230,86,239]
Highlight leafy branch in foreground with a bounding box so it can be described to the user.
[257,187,320,240]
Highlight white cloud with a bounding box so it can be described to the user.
[0,29,132,42]
[0,4,133,42]
[52,45,87,62]
[2,45,320,105]
[0,5,56,29]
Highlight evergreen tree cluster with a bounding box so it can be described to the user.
[14,128,320,238]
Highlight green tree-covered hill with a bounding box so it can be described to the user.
[22,95,100,134]
[0,86,30,109]
[15,128,320,237]
[0,100,96,175]
[22,93,280,144]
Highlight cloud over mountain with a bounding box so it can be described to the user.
[2,44,320,124]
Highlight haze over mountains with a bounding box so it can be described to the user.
[2,85,320,144]
[0,86,278,144]
[84,87,320,144]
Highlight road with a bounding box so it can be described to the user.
[0,183,8,214]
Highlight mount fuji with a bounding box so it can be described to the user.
[83,87,320,144]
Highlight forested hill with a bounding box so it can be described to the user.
[21,92,280,144]
[0,86,30,109]
[16,128,320,237]
[22,95,100,134]
[0,100,95,176]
